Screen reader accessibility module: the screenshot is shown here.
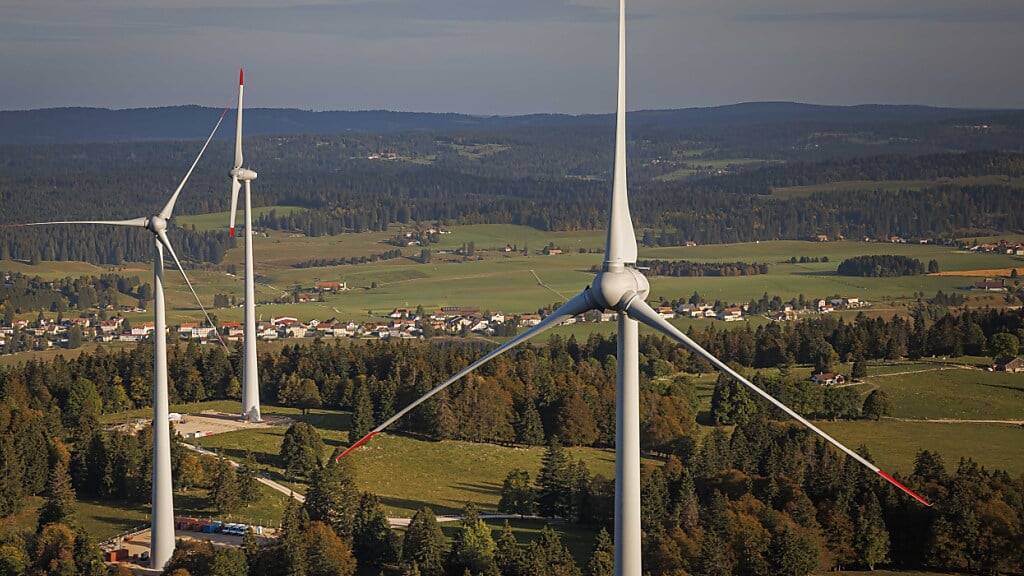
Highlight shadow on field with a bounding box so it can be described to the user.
[452,481,501,497]
[288,411,352,431]
[380,496,459,515]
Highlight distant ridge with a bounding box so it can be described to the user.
[0,101,1011,145]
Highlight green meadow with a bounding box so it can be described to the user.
[5,221,1021,326]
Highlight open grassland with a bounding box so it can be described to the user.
[866,367,1024,421]
[5,485,290,541]
[816,420,1024,476]
[772,174,1024,198]
[5,226,1021,327]
[176,205,307,232]
[194,403,636,517]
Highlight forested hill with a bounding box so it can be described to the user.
[1,101,1017,145]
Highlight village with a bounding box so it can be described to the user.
[0,291,874,353]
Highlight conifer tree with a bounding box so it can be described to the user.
[447,504,497,575]
[349,383,376,442]
[304,456,359,539]
[353,493,400,569]
[494,522,526,576]
[585,529,613,576]
[535,438,572,518]
[498,469,535,516]
[401,507,447,576]
[854,493,890,570]
[37,438,76,530]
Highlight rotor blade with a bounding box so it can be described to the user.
[337,290,597,460]
[625,298,932,507]
[604,0,637,266]
[23,218,148,228]
[160,107,230,220]
[234,68,244,170]
[156,230,230,352]
[229,177,240,237]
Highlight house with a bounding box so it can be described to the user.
[973,279,1007,292]
[272,317,300,327]
[717,307,744,322]
[810,372,846,386]
[812,234,829,242]
[99,319,122,334]
[518,314,542,327]
[656,306,676,319]
[489,312,506,324]
[222,322,243,338]
[131,323,155,337]
[296,292,316,303]
[769,309,798,322]
[316,281,347,292]
[390,308,414,319]
[542,247,563,256]
[996,357,1024,373]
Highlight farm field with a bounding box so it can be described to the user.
[816,419,1024,477]
[864,367,1024,421]
[176,205,307,232]
[3,223,1021,328]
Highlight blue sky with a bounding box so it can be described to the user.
[2,0,1022,114]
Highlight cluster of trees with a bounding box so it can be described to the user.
[0,272,151,315]
[634,260,769,277]
[837,255,926,277]
[0,225,230,266]
[292,249,403,269]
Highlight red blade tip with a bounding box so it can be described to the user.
[877,470,932,507]
[335,431,379,461]
[229,227,235,237]
[239,68,244,85]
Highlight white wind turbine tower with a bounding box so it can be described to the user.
[25,113,228,571]
[228,68,261,422]
[338,1,931,574]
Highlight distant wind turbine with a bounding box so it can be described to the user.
[228,68,262,422]
[336,2,930,575]
[24,110,228,571]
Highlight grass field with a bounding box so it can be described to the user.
[6,484,290,541]
[191,402,638,517]
[866,367,1024,420]
[817,419,1024,476]
[5,223,1021,327]
[176,205,307,232]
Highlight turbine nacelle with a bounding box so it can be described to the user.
[231,167,258,181]
[145,215,169,235]
[589,266,649,311]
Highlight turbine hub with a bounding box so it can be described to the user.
[589,266,649,312]
[146,215,168,234]
[231,168,258,181]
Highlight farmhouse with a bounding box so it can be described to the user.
[810,372,846,386]
[973,278,1007,292]
[315,281,347,292]
[996,357,1024,373]
[717,307,744,322]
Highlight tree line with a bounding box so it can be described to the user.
[634,260,769,277]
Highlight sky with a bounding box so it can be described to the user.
[1,0,1023,115]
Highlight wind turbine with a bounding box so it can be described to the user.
[25,111,228,571]
[228,68,262,423]
[338,1,930,574]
